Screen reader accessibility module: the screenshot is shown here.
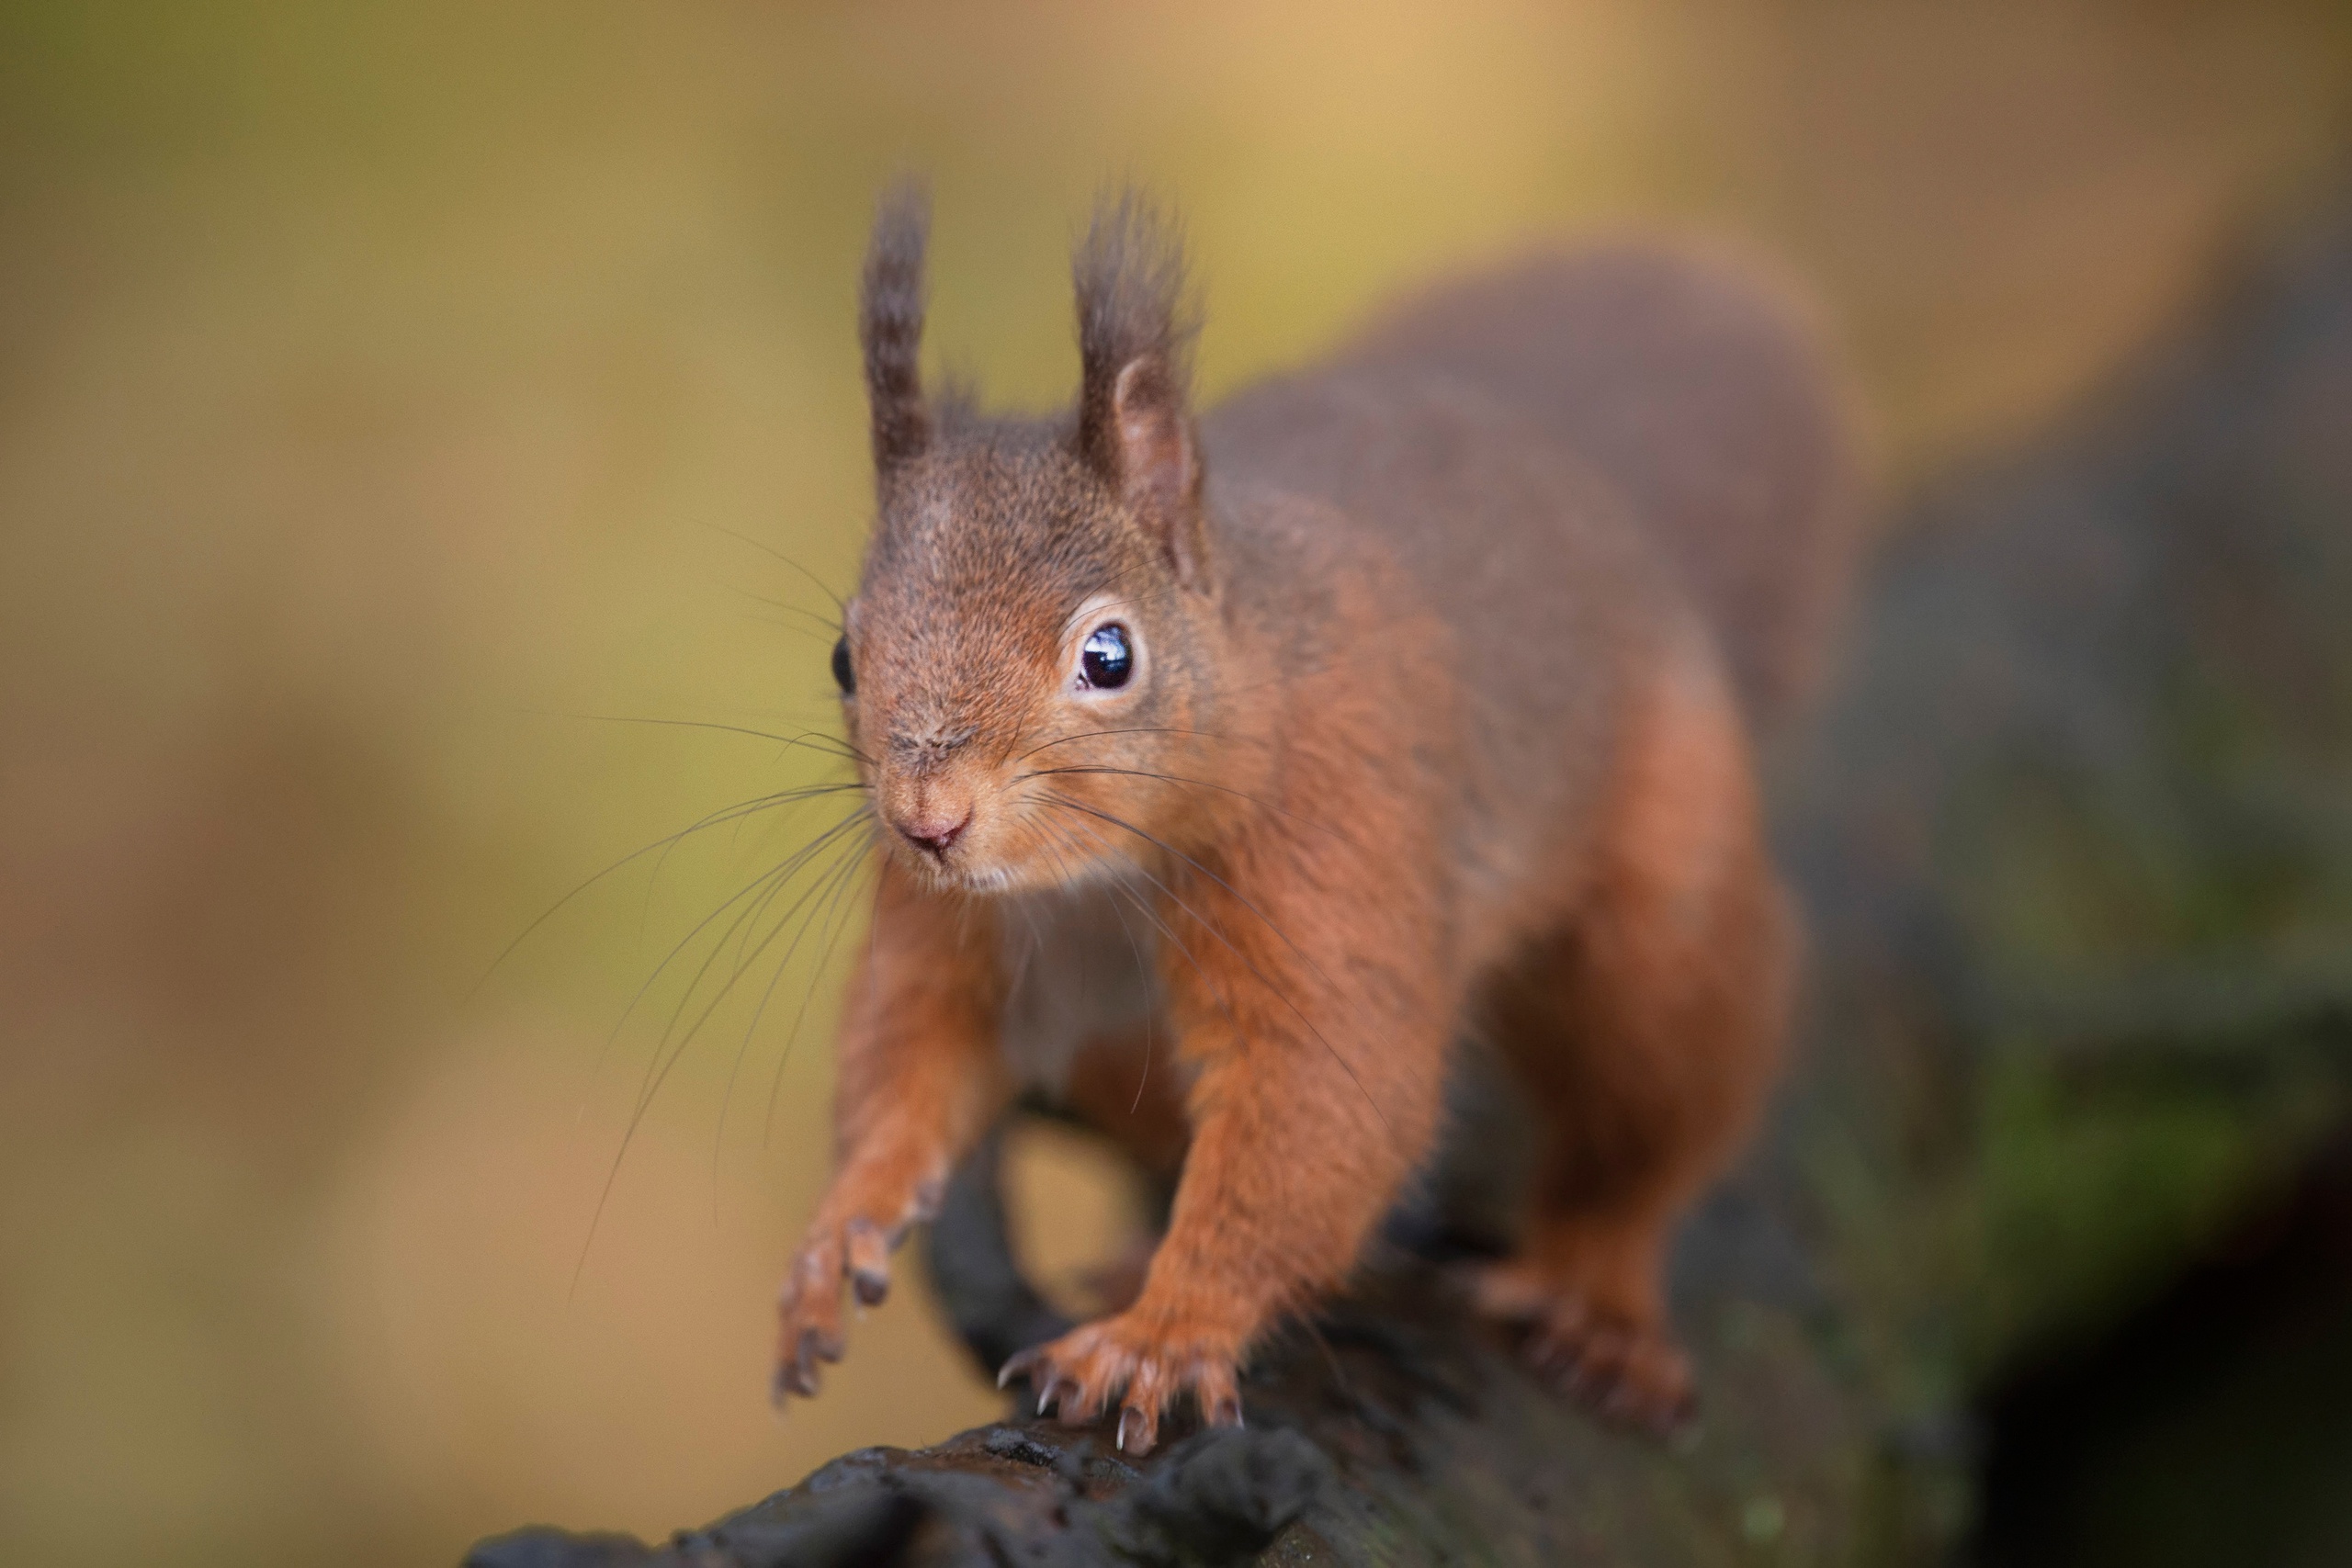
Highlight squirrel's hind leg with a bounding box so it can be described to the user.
[1467,649,1793,1433]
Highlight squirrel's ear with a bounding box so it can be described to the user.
[861,179,930,472]
[1074,188,1207,586]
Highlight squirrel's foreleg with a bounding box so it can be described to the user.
[1004,845,1452,1453]
[774,860,1010,1403]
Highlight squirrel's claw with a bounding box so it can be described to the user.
[773,1213,906,1405]
[1531,1315,1694,1436]
[845,1217,892,1306]
[1465,1258,1696,1437]
[1117,1404,1155,1454]
[996,1314,1243,1458]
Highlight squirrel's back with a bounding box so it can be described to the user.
[1209,241,1864,733]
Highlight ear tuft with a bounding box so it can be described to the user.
[861,178,931,471]
[1074,187,1206,581]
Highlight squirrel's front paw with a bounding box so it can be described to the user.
[772,1216,888,1402]
[775,1162,950,1404]
[998,1313,1245,1457]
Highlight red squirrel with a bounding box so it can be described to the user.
[773,183,1860,1452]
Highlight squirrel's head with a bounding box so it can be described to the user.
[834,183,1225,895]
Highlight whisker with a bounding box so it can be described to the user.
[536,710,866,765]
[739,609,837,650]
[763,827,883,1145]
[1036,795,1396,1141]
[714,826,875,1192]
[1036,793,1328,989]
[1030,814,1159,1115]
[1014,726,1259,764]
[703,521,848,614]
[1048,812,1250,1055]
[631,809,876,1109]
[729,584,844,637]
[705,833,862,1215]
[641,782,862,944]
[575,808,873,1291]
[1023,816,1109,1035]
[1017,763,1352,848]
[475,780,868,1001]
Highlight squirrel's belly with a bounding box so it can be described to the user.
[994,883,1163,1093]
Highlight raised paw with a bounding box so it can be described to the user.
[1464,1259,1696,1437]
[997,1312,1245,1457]
[773,1209,915,1404]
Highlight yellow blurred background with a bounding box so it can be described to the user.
[1,3,2346,1563]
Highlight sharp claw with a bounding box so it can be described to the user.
[1116,1404,1156,1456]
[1205,1394,1244,1429]
[997,1348,1041,1391]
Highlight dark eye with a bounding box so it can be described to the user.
[831,635,855,695]
[1080,624,1133,690]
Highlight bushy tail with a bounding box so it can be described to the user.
[1340,241,1867,731]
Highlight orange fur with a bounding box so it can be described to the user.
[771,185,1858,1450]
[1464,632,1792,1425]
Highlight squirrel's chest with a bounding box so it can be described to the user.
[994,884,1163,1092]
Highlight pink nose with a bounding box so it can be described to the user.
[897,809,971,858]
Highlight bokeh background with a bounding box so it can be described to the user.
[4,4,2350,1564]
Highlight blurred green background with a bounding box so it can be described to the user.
[2,3,2349,1564]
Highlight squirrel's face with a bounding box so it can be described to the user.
[838,441,1220,895]
[836,183,1216,896]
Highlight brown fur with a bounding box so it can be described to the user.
[774,181,1860,1450]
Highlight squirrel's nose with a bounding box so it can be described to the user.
[896,808,972,859]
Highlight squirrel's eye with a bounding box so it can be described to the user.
[1080,624,1133,691]
[831,636,855,695]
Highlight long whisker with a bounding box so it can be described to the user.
[1047,811,1249,1055]
[763,829,882,1145]
[715,825,874,1195]
[1029,813,1159,1114]
[738,610,836,651]
[1037,793,1330,991]
[704,833,865,1213]
[538,710,866,765]
[1016,763,1352,848]
[475,780,868,1000]
[1015,726,1258,764]
[1023,816,1108,1036]
[575,808,872,1290]
[645,778,857,942]
[631,809,876,1110]
[1037,795,1395,1140]
[730,585,844,637]
[703,521,848,613]
[603,806,872,1087]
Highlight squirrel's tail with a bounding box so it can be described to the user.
[1340,241,1869,732]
